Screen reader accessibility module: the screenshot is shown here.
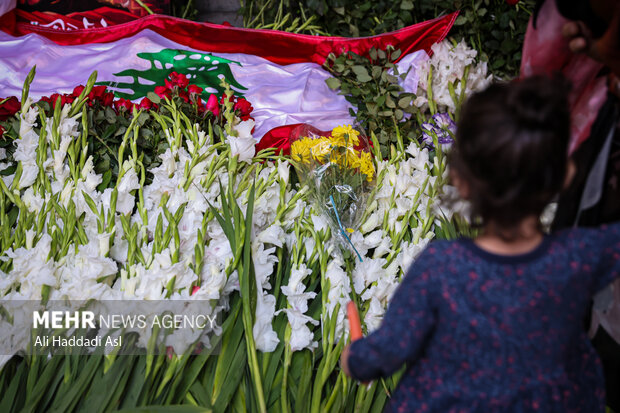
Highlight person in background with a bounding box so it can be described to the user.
[523,1,620,410]
[340,76,620,412]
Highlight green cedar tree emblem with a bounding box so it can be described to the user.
[97,48,247,100]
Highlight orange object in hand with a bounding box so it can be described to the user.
[347,301,363,341]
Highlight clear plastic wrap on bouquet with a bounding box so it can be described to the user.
[289,124,375,260]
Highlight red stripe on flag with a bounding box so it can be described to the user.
[0,10,458,66]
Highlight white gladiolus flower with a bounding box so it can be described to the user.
[277,159,289,183]
[324,259,351,318]
[360,211,380,234]
[304,236,316,258]
[352,257,387,295]
[227,134,256,163]
[233,119,255,139]
[311,214,328,233]
[253,288,279,352]
[116,163,140,215]
[256,225,284,247]
[364,297,386,333]
[280,308,319,351]
[252,242,277,290]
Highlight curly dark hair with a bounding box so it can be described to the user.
[449,76,571,235]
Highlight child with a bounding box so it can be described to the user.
[340,76,620,412]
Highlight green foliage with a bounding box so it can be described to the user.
[241,0,536,78]
[323,46,422,158]
[169,0,200,20]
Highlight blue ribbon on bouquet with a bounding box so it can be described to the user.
[329,195,363,262]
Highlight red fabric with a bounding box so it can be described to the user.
[255,123,307,156]
[255,123,373,156]
[0,10,458,66]
[17,0,168,17]
[16,7,140,30]
[520,0,607,154]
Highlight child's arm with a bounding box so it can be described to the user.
[341,260,437,382]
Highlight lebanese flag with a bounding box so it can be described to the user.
[0,7,457,140]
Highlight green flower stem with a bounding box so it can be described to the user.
[280,325,292,413]
[69,71,97,118]
[427,66,436,115]
[20,66,36,112]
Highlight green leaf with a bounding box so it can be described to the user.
[400,0,413,10]
[115,406,212,413]
[398,96,411,108]
[454,15,468,26]
[352,66,372,83]
[325,77,341,90]
[147,92,161,104]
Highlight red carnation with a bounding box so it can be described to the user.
[234,97,253,121]
[0,96,21,121]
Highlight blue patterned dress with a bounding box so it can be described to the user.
[348,224,620,412]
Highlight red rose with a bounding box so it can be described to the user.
[101,92,115,107]
[188,84,203,96]
[191,285,200,296]
[0,96,21,121]
[234,97,253,121]
[49,93,63,108]
[220,93,234,106]
[72,85,85,97]
[206,94,220,117]
[138,97,153,111]
[88,85,107,101]
[63,95,75,106]
[167,71,189,90]
[178,90,189,103]
[155,86,171,100]
[505,0,519,5]
[164,78,175,90]
[176,74,189,89]
[114,98,133,112]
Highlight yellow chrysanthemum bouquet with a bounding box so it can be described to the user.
[290,124,375,259]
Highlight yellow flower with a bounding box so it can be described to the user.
[310,137,332,161]
[291,137,314,163]
[331,125,360,147]
[359,151,375,181]
[345,149,362,169]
